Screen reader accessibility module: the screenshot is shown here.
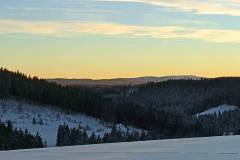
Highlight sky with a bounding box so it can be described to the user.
[1,0,240,79]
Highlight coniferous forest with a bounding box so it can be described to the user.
[0,121,43,150]
[56,124,148,146]
[1,68,240,149]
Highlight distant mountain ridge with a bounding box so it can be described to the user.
[48,75,202,86]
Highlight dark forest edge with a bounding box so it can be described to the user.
[0,121,43,150]
[57,124,149,146]
[1,68,240,149]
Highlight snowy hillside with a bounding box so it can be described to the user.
[0,99,139,146]
[1,136,240,160]
[195,104,238,117]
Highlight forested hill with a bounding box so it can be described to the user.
[0,68,105,119]
[123,77,240,115]
[1,68,240,140]
[112,77,240,138]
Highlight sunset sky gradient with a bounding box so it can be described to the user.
[1,0,240,78]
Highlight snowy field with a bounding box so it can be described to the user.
[0,100,139,146]
[1,136,240,160]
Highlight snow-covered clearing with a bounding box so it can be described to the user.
[0,99,139,147]
[195,104,238,117]
[1,136,240,160]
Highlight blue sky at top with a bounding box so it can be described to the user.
[0,0,240,29]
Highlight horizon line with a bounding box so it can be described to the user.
[3,67,240,80]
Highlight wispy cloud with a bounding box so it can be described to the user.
[1,19,240,43]
[99,0,240,16]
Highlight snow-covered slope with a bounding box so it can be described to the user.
[0,100,139,146]
[195,104,238,117]
[1,136,240,160]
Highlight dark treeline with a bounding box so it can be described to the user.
[125,78,240,115]
[0,121,43,150]
[112,103,204,138]
[1,68,240,142]
[57,124,149,146]
[108,78,240,137]
[0,68,105,118]
[197,110,240,136]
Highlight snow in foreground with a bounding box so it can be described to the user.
[1,136,240,160]
[0,100,138,146]
[195,104,238,117]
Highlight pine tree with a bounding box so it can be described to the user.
[56,125,65,146]
[89,132,97,144]
[140,130,146,141]
[82,130,88,145]
[32,118,37,125]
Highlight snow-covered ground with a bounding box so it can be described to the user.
[1,136,240,160]
[0,99,139,146]
[195,104,238,117]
